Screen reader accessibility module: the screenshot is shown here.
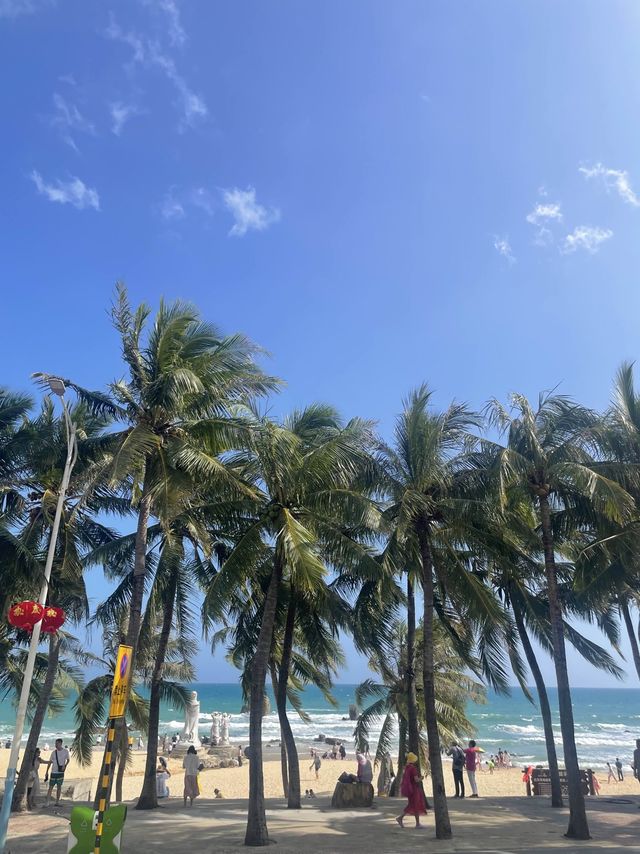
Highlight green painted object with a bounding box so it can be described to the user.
[67,804,127,854]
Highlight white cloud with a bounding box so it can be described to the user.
[50,93,95,150]
[31,171,100,211]
[579,163,640,207]
[0,0,49,17]
[526,201,563,246]
[526,202,563,226]
[160,189,185,220]
[561,225,612,254]
[106,14,206,130]
[150,0,186,46]
[493,235,515,263]
[110,101,141,136]
[223,187,280,237]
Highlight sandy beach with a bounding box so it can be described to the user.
[2,745,639,804]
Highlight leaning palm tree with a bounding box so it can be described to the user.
[205,404,380,846]
[481,392,634,840]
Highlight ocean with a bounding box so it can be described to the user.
[1,684,639,772]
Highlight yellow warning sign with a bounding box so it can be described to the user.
[108,645,133,718]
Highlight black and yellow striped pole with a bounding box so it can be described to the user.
[93,645,132,853]
[94,718,117,853]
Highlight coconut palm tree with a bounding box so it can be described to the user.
[354,620,485,771]
[376,386,510,839]
[481,392,634,840]
[59,284,277,663]
[204,404,380,846]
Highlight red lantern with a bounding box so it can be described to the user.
[41,606,65,634]
[8,601,43,631]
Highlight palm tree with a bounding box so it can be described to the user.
[6,401,117,811]
[377,386,506,839]
[205,404,380,846]
[355,620,485,772]
[482,392,634,840]
[62,284,277,661]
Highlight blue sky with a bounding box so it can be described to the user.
[2,0,640,687]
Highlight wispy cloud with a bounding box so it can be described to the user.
[561,225,612,254]
[143,0,186,47]
[526,201,563,245]
[526,202,563,226]
[579,163,640,207]
[31,170,100,211]
[159,189,185,220]
[50,93,95,151]
[0,0,50,18]
[109,101,141,136]
[493,235,515,263]
[223,187,280,237]
[106,14,206,130]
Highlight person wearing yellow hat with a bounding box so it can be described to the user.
[395,752,428,828]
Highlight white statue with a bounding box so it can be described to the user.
[181,691,201,746]
[221,712,230,745]
[210,712,220,745]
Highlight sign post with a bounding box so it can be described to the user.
[93,645,132,854]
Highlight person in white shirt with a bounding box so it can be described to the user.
[182,745,200,807]
[45,739,70,806]
[156,757,171,799]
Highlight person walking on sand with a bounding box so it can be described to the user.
[464,740,480,798]
[446,742,465,798]
[45,739,70,807]
[395,753,428,828]
[310,750,321,780]
[237,745,243,767]
[615,757,624,781]
[182,745,200,807]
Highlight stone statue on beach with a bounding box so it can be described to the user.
[210,712,220,745]
[220,712,230,745]
[181,691,201,746]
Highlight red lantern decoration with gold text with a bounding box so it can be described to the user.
[7,601,43,631]
[41,606,65,634]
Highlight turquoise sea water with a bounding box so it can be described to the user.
[1,684,639,772]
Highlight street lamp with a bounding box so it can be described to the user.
[0,375,78,853]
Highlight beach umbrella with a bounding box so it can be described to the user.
[41,606,65,633]
[7,601,43,631]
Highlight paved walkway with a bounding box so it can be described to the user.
[6,794,640,853]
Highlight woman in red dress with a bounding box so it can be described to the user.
[396,752,428,828]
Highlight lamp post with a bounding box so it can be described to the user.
[0,377,78,853]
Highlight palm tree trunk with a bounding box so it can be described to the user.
[12,634,61,812]
[136,575,176,810]
[114,726,129,803]
[270,666,288,797]
[390,715,408,797]
[245,552,283,847]
[539,495,589,840]
[418,526,452,840]
[276,597,301,809]
[406,576,420,759]
[511,600,562,807]
[620,599,640,681]
[126,491,152,649]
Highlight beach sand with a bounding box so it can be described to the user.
[1,745,639,803]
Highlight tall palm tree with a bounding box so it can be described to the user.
[61,284,277,663]
[377,386,507,839]
[482,392,633,840]
[205,404,380,846]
